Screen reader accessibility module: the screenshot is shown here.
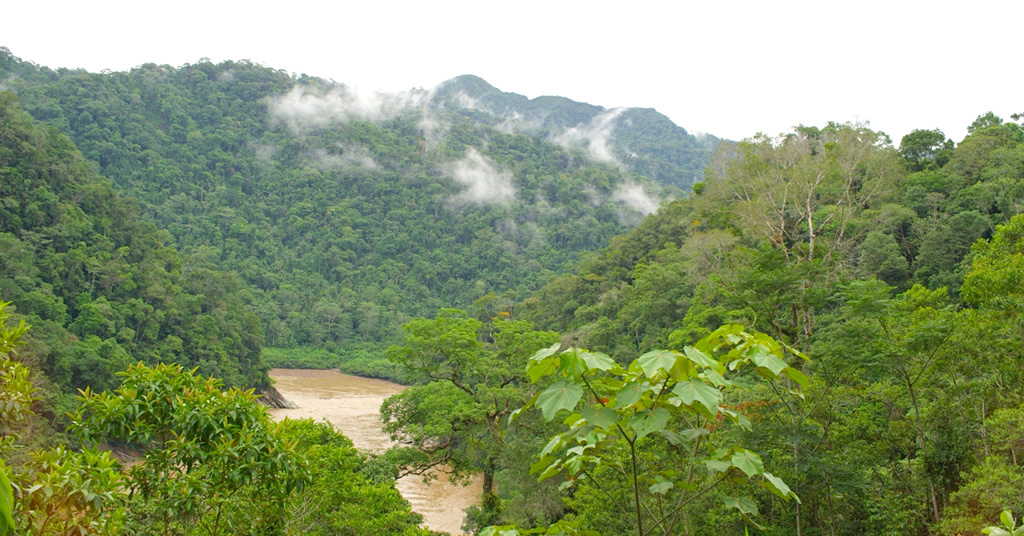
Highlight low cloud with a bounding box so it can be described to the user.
[551,108,630,165]
[307,144,377,170]
[418,113,448,150]
[268,85,428,133]
[452,90,480,110]
[494,111,545,134]
[445,148,517,206]
[249,141,278,162]
[611,182,661,224]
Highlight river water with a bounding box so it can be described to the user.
[267,368,482,535]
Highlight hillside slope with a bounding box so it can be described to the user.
[0,48,714,356]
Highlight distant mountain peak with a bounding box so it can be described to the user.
[431,75,719,190]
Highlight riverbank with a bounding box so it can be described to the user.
[267,368,481,535]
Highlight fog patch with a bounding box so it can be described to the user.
[217,70,235,83]
[445,148,517,206]
[268,85,428,133]
[494,112,545,134]
[418,113,448,150]
[249,141,278,162]
[307,144,378,170]
[551,108,629,166]
[452,91,481,110]
[582,184,603,206]
[612,183,661,225]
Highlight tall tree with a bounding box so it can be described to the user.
[382,309,558,522]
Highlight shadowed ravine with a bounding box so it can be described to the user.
[268,368,482,535]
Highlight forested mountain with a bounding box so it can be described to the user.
[499,118,1024,535]
[522,119,1024,356]
[0,47,714,365]
[4,44,1024,536]
[432,75,718,190]
[0,94,264,411]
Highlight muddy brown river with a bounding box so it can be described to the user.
[268,368,482,535]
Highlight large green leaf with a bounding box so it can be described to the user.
[527,343,561,382]
[762,471,800,502]
[537,381,583,421]
[627,408,670,438]
[1002,510,1015,531]
[0,460,13,536]
[527,358,557,383]
[580,406,619,428]
[558,350,588,380]
[750,345,787,377]
[672,379,722,416]
[649,475,674,495]
[783,366,809,389]
[723,495,758,515]
[684,346,725,374]
[730,449,764,477]
[637,350,678,379]
[529,342,561,364]
[614,381,649,409]
[579,351,618,372]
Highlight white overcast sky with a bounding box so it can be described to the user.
[4,0,1020,144]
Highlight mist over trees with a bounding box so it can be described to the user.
[0,48,715,375]
[2,45,1024,535]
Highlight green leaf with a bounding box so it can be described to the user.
[540,436,564,458]
[750,345,787,377]
[722,409,752,430]
[730,449,764,477]
[723,495,758,515]
[578,351,618,372]
[638,350,678,379]
[679,428,709,441]
[527,343,561,382]
[762,471,800,502]
[537,459,563,481]
[700,367,731,388]
[537,381,584,421]
[580,406,619,429]
[530,454,557,475]
[704,458,731,473]
[649,476,674,495]
[672,379,722,416]
[510,391,540,423]
[529,342,561,363]
[982,528,1010,536]
[527,357,558,383]
[1001,510,1015,530]
[783,366,809,389]
[627,408,670,438]
[0,460,13,536]
[660,429,683,445]
[559,350,588,379]
[684,345,725,374]
[614,381,648,409]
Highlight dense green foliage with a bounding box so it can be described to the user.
[382,310,560,530]
[74,363,307,534]
[432,76,717,191]
[3,45,1024,535]
[0,93,266,416]
[0,47,708,363]
[277,418,431,536]
[492,326,804,536]
[1,302,125,535]
[504,117,1024,535]
[1,308,424,535]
